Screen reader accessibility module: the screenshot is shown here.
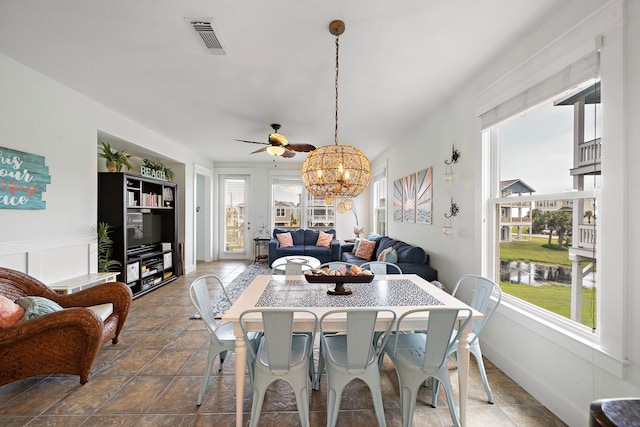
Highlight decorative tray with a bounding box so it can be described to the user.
[304,273,374,295]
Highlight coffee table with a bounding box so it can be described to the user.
[271,255,321,272]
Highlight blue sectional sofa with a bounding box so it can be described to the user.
[268,229,341,265]
[341,233,438,281]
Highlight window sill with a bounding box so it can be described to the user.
[498,295,628,379]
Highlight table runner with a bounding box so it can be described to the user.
[256,279,443,308]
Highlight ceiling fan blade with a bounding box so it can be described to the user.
[281,150,296,158]
[250,146,269,154]
[286,143,316,152]
[235,139,269,146]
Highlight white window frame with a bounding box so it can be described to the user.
[270,175,335,230]
[371,165,387,236]
[475,2,626,374]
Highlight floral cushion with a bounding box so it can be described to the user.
[276,232,294,248]
[354,238,376,260]
[316,231,333,248]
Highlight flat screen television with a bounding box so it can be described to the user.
[127,212,162,250]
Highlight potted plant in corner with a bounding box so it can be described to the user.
[99,141,133,172]
[98,222,121,272]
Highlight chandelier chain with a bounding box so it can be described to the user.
[334,34,339,146]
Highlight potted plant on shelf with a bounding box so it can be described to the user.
[97,222,121,272]
[142,158,174,181]
[99,141,133,172]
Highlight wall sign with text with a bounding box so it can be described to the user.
[0,147,51,210]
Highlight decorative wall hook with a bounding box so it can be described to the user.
[444,144,460,165]
[443,196,459,236]
[444,197,459,218]
[444,145,460,182]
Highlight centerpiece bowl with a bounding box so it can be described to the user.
[304,273,374,295]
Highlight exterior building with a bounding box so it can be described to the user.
[499,179,535,241]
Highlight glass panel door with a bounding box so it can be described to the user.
[220,175,248,258]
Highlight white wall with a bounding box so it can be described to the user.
[0,52,203,282]
[374,1,639,425]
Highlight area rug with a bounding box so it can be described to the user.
[210,262,273,317]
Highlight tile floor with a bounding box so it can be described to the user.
[0,261,568,426]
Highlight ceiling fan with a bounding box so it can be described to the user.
[235,124,316,158]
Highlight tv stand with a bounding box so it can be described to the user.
[98,172,178,299]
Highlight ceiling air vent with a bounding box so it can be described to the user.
[186,18,227,55]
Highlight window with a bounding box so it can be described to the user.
[371,169,387,235]
[271,178,334,230]
[483,53,601,330]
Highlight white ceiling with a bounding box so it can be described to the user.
[0,0,563,164]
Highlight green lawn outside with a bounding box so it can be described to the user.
[501,236,572,266]
[500,237,595,328]
[500,282,596,328]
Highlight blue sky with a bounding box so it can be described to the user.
[499,100,601,194]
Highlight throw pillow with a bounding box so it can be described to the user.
[355,238,376,260]
[351,238,361,254]
[377,247,398,263]
[316,231,333,248]
[276,232,294,248]
[0,295,25,328]
[15,296,64,322]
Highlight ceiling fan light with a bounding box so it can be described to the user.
[269,132,288,146]
[266,145,285,156]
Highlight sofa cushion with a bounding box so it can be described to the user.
[275,245,306,257]
[303,229,335,246]
[16,296,63,322]
[291,229,306,246]
[351,238,361,254]
[276,232,294,248]
[303,229,319,245]
[355,239,376,260]
[395,242,428,264]
[316,231,333,248]
[304,245,333,258]
[378,247,398,263]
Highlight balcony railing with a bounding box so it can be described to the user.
[501,217,532,224]
[576,138,601,169]
[576,224,596,249]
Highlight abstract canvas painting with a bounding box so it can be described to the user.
[402,174,415,223]
[416,167,433,224]
[393,179,403,222]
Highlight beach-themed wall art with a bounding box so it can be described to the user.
[393,179,403,222]
[402,173,415,223]
[0,147,51,210]
[416,167,433,224]
[393,166,433,224]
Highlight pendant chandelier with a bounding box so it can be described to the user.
[301,20,370,208]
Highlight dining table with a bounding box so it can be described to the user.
[222,273,484,427]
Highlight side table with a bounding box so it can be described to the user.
[254,237,270,263]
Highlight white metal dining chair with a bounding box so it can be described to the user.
[382,307,473,427]
[318,261,353,270]
[360,261,403,275]
[240,308,318,427]
[189,274,260,406]
[441,274,503,404]
[319,309,396,427]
